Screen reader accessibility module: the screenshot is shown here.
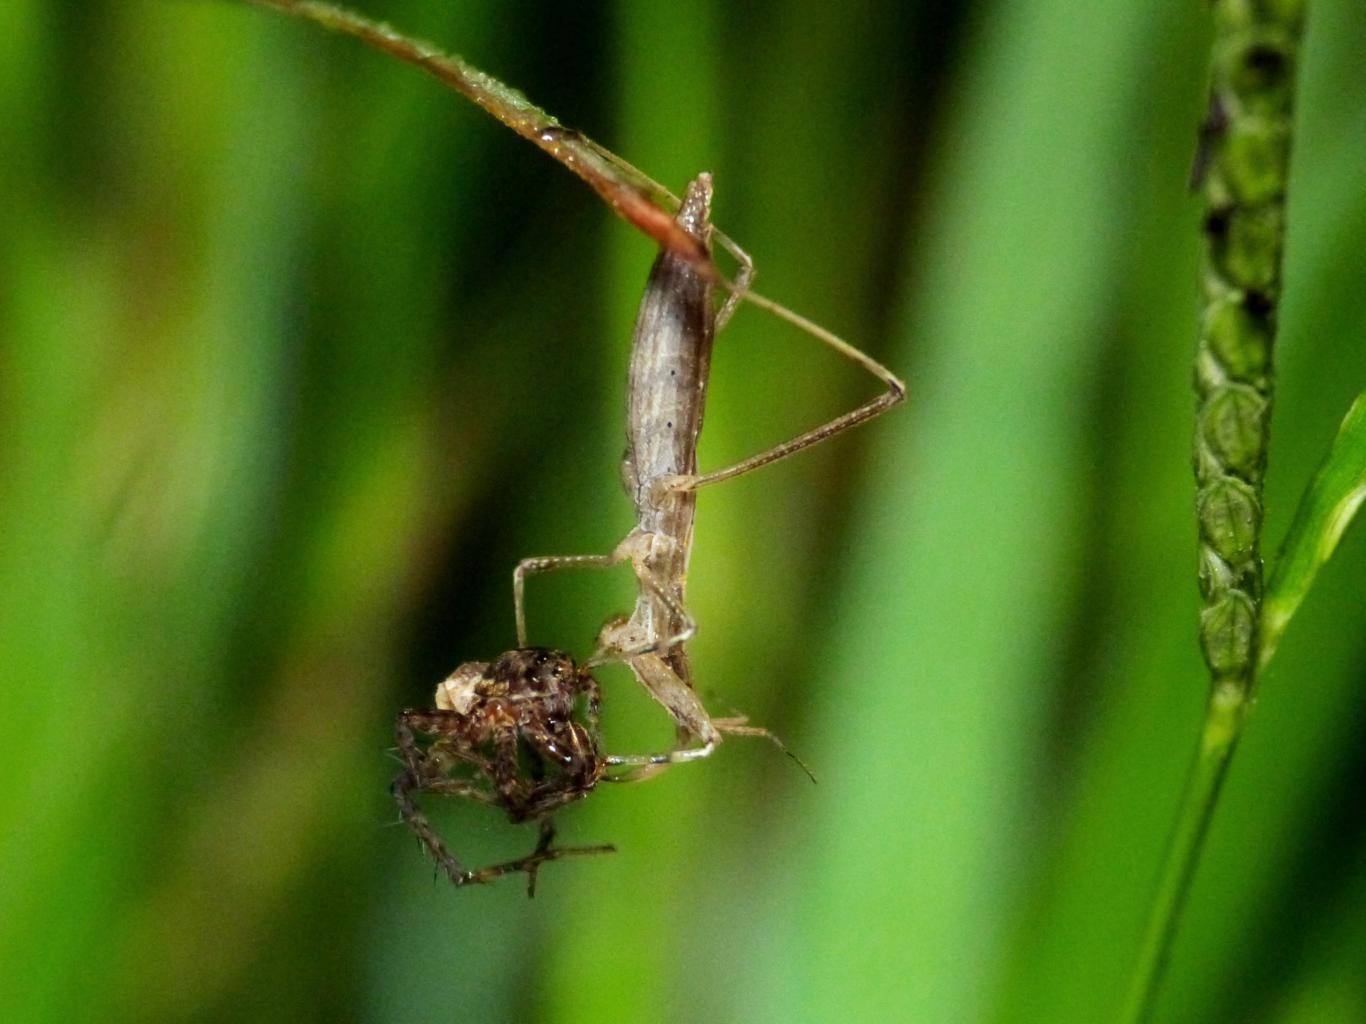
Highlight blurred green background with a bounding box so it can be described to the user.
[4,1,1366,1021]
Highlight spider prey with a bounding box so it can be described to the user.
[392,647,613,895]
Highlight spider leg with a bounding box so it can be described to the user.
[455,818,615,899]
[394,712,427,778]
[395,708,481,777]
[390,768,472,887]
[391,712,505,884]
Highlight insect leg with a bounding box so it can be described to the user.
[604,712,814,783]
[513,553,619,647]
[599,651,721,775]
[713,233,755,333]
[712,716,816,783]
[658,288,905,498]
[585,561,697,667]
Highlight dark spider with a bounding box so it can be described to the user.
[392,647,613,895]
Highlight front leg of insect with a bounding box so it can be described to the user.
[391,649,613,894]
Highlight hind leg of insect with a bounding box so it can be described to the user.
[592,677,798,784]
[711,716,816,783]
[596,667,815,783]
[656,281,906,500]
[593,650,721,780]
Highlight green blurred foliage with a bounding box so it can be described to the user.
[3,1,1365,1022]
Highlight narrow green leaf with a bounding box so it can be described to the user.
[1261,391,1366,667]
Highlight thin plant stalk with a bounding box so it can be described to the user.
[244,0,720,277]
[1120,683,1245,1024]
[1121,2,1306,1020]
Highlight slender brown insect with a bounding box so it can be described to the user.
[514,173,902,774]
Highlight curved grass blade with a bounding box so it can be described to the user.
[241,0,716,275]
[1261,391,1366,669]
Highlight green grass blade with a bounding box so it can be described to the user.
[1261,392,1366,668]
[747,1,1172,1019]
